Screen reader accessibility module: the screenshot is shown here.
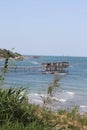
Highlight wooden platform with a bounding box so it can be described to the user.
[42,62,69,73]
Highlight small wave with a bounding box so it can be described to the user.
[66,91,75,95]
[51,97,67,102]
[34,93,39,96]
[29,93,46,97]
[29,93,67,101]
[80,105,87,108]
[40,94,47,98]
[32,99,43,103]
[28,93,48,99]
[31,61,39,65]
[79,105,87,113]
[59,99,67,102]
[59,73,67,76]
[29,92,70,102]
[29,93,40,97]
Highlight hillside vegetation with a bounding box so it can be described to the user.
[0,49,23,60]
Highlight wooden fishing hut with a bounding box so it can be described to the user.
[42,62,69,74]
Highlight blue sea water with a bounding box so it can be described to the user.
[0,56,87,113]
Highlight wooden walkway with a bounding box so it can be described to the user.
[0,62,69,74]
[0,66,41,69]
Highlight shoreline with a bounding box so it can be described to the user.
[28,91,87,114]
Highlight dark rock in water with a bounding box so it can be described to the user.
[32,56,40,59]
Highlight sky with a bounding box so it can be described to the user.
[0,0,87,56]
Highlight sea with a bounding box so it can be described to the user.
[0,56,87,113]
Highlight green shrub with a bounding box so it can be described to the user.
[0,87,51,129]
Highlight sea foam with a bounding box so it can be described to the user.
[66,91,75,95]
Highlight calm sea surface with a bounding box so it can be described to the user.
[0,56,87,113]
